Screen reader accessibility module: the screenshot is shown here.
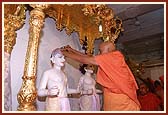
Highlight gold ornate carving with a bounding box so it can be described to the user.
[82,4,124,43]
[82,4,107,23]
[4,4,26,54]
[44,5,101,54]
[17,4,48,111]
[17,76,37,111]
[126,58,144,77]
[29,4,50,10]
[103,17,123,42]
[44,4,123,54]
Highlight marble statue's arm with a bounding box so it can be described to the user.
[67,83,80,94]
[37,72,49,96]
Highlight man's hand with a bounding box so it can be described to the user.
[61,45,72,52]
[64,45,72,51]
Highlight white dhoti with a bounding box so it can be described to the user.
[46,97,71,111]
[80,94,100,111]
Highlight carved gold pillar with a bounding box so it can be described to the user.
[17,4,49,111]
[4,4,26,111]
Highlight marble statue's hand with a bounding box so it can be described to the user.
[81,89,93,95]
[87,89,93,95]
[48,86,59,96]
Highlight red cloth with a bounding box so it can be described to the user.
[159,75,164,83]
[155,86,164,108]
[95,51,140,108]
[138,92,161,111]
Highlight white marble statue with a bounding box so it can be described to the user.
[77,65,102,111]
[37,48,80,111]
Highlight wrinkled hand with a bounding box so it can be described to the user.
[48,86,59,96]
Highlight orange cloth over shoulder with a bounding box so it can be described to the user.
[95,50,140,107]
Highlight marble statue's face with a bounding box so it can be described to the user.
[51,53,65,67]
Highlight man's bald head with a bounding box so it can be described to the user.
[99,41,116,54]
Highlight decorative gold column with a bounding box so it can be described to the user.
[17,4,49,111]
[4,4,26,111]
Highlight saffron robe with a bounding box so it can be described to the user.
[95,51,140,111]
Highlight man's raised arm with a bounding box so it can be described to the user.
[61,46,98,65]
